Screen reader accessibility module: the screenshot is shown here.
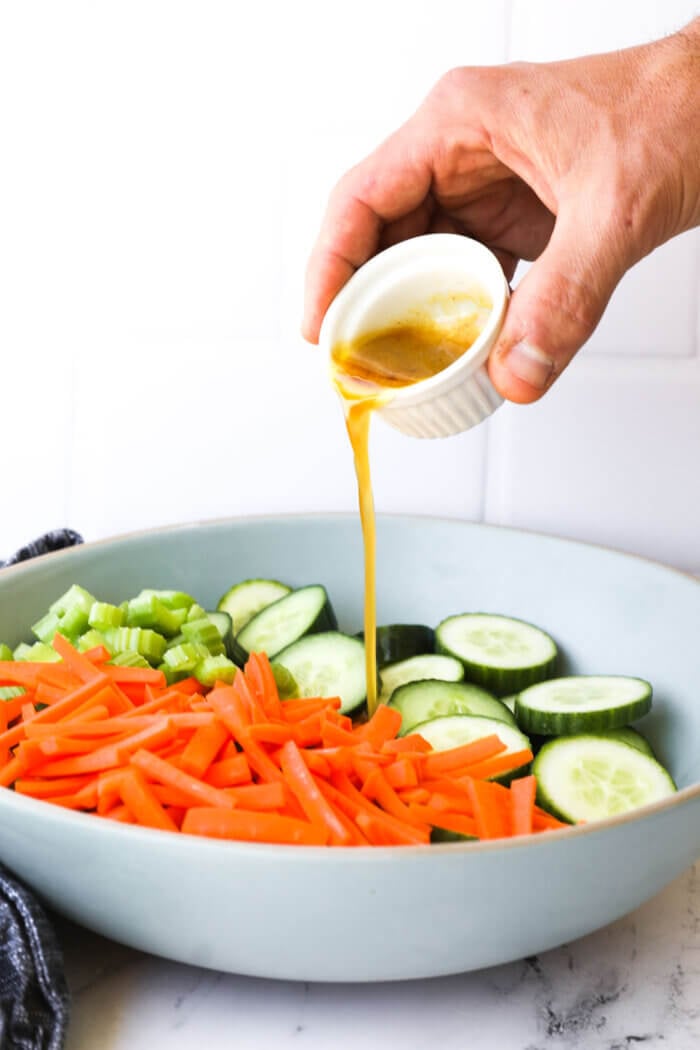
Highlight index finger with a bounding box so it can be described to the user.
[302,132,432,343]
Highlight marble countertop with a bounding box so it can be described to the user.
[57,862,700,1050]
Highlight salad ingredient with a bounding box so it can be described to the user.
[0,637,570,845]
[436,613,558,695]
[390,679,516,735]
[360,625,436,668]
[378,653,464,705]
[217,579,292,636]
[274,632,367,715]
[532,735,676,822]
[514,676,653,735]
[414,714,533,782]
[234,585,338,661]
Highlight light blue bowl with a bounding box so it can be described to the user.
[0,515,698,981]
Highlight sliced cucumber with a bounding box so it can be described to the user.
[533,734,676,823]
[274,631,366,715]
[436,613,557,695]
[515,676,652,735]
[390,679,516,736]
[430,828,477,844]
[235,585,337,660]
[217,578,292,636]
[592,726,655,758]
[501,694,518,713]
[378,653,464,705]
[357,625,435,668]
[414,714,532,780]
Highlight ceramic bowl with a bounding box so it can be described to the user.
[0,515,698,981]
[320,234,508,438]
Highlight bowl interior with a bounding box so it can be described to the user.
[1,515,698,790]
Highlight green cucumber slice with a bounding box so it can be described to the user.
[533,734,676,823]
[378,653,464,706]
[413,714,532,780]
[436,613,557,695]
[357,625,435,667]
[236,585,337,660]
[217,579,292,636]
[515,676,652,735]
[274,631,366,715]
[389,679,516,736]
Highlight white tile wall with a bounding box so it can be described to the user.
[1,1,698,572]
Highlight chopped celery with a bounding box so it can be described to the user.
[88,602,125,631]
[103,627,167,665]
[77,629,110,653]
[271,662,299,700]
[137,589,195,611]
[31,611,63,645]
[126,594,187,637]
[194,654,237,687]
[162,642,209,674]
[0,643,13,662]
[0,686,25,700]
[182,618,225,655]
[109,650,151,669]
[14,641,61,662]
[186,603,207,623]
[48,584,96,637]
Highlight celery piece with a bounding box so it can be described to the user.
[137,589,195,612]
[194,654,237,687]
[48,584,96,637]
[14,641,61,663]
[88,601,125,631]
[126,595,186,637]
[109,650,151,669]
[0,644,13,662]
[162,642,209,674]
[31,611,63,645]
[164,633,185,651]
[77,629,110,653]
[0,686,25,701]
[186,603,207,623]
[182,618,225,655]
[103,627,167,665]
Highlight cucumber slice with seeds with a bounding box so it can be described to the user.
[236,585,337,660]
[436,613,557,695]
[414,714,532,781]
[515,676,652,735]
[217,579,292,637]
[378,653,464,705]
[533,735,675,823]
[274,631,366,715]
[389,679,516,735]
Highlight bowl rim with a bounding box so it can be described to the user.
[0,511,698,859]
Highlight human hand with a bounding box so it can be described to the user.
[303,20,700,404]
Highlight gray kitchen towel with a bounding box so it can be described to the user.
[0,529,83,1048]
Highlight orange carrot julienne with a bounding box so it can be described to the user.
[178,720,229,779]
[407,804,479,839]
[119,767,179,832]
[204,754,252,788]
[466,778,511,840]
[511,774,537,836]
[280,740,352,845]
[357,704,403,749]
[458,749,533,782]
[421,734,507,778]
[51,633,105,683]
[130,749,237,810]
[181,807,328,845]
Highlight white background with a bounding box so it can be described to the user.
[1,0,698,571]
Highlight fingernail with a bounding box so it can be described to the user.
[503,341,556,390]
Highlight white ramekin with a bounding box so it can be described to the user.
[320,233,509,439]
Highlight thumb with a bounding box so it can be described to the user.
[488,210,626,403]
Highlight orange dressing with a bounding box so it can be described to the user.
[331,305,490,716]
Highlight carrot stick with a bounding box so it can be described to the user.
[466,778,510,840]
[0,757,25,788]
[179,721,230,779]
[101,803,135,823]
[119,768,179,832]
[329,771,430,846]
[130,749,237,810]
[102,666,167,686]
[245,653,282,720]
[181,807,328,845]
[360,768,431,831]
[248,723,294,746]
[15,775,94,798]
[383,758,419,790]
[511,774,537,836]
[421,734,507,778]
[356,704,403,749]
[279,740,352,846]
[226,782,287,811]
[51,634,104,683]
[407,804,479,839]
[382,734,432,754]
[458,749,533,782]
[204,754,252,787]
